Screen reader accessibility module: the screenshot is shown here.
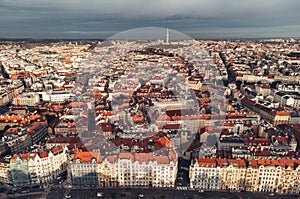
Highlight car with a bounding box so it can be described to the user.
[97,192,104,197]
[21,190,29,193]
[138,193,144,198]
[65,195,71,198]
[198,190,205,193]
[268,193,274,196]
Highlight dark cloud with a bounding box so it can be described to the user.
[0,0,300,39]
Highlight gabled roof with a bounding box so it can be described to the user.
[51,145,63,154]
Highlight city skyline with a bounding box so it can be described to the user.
[1,0,300,39]
[0,1,300,198]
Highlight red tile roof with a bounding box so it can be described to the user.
[27,122,46,134]
[276,111,290,116]
[74,152,100,163]
[155,137,172,149]
[21,154,29,159]
[154,156,169,164]
[135,153,154,164]
[198,158,216,167]
[119,153,134,161]
[51,145,63,154]
[40,152,48,158]
[159,123,181,130]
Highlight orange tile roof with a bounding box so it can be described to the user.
[168,150,177,161]
[74,152,100,163]
[98,110,114,116]
[198,158,217,167]
[67,102,86,108]
[155,137,172,148]
[154,156,169,164]
[119,153,134,161]
[106,155,118,163]
[199,158,286,169]
[27,122,45,134]
[135,153,154,164]
[132,116,145,122]
[201,98,212,103]
[40,152,48,158]
[276,111,290,116]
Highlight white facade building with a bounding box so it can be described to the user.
[71,150,178,188]
[28,146,68,185]
[190,158,300,194]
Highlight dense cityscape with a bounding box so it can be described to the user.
[0,33,299,199]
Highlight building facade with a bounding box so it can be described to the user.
[9,146,68,187]
[71,150,178,188]
[70,152,99,186]
[12,92,40,106]
[0,159,11,185]
[10,154,31,187]
[190,158,300,194]
[28,146,68,186]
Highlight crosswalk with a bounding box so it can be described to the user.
[176,186,188,190]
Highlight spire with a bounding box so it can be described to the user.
[166,28,169,43]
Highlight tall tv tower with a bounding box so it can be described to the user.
[166,28,169,43]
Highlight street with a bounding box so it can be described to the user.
[45,187,300,199]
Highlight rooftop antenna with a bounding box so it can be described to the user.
[166,28,169,44]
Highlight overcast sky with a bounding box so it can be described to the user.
[1,0,300,39]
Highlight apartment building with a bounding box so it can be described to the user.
[28,146,68,185]
[12,92,40,106]
[0,159,11,185]
[71,150,178,188]
[70,152,99,186]
[10,154,31,187]
[99,151,178,188]
[9,146,68,187]
[190,158,300,194]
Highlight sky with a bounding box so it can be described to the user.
[1,0,300,39]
